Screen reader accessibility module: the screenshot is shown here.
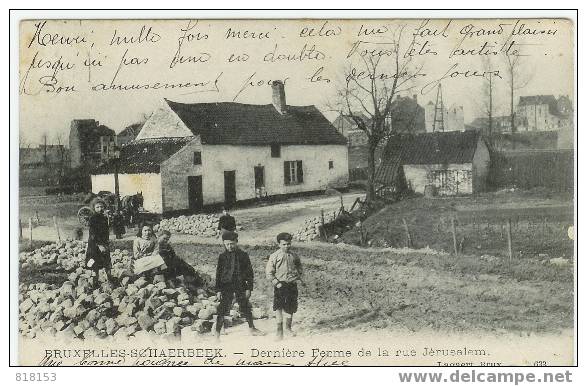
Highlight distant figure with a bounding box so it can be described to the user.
[85,199,114,287]
[218,206,236,236]
[111,211,126,239]
[72,227,84,241]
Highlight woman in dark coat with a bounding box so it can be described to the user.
[85,199,114,287]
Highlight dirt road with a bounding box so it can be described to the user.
[21,191,365,245]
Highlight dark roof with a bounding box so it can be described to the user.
[92,137,194,175]
[383,131,481,165]
[518,95,563,117]
[165,99,347,146]
[119,123,143,138]
[374,131,481,184]
[374,153,402,184]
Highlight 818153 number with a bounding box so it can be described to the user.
[15,373,56,382]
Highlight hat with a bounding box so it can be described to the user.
[276,232,293,242]
[222,231,238,241]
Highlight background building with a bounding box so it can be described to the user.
[92,82,349,213]
[69,119,117,169]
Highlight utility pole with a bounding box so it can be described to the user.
[432,83,445,132]
[488,72,493,146]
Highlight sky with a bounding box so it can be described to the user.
[19,18,574,145]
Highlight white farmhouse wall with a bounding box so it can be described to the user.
[160,137,203,212]
[201,144,349,205]
[403,163,473,195]
[91,173,163,212]
[135,102,192,140]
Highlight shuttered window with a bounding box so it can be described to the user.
[284,160,303,185]
[193,151,202,165]
[271,144,281,158]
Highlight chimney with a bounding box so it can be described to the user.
[413,94,418,103]
[271,80,287,114]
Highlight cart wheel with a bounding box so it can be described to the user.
[78,207,93,227]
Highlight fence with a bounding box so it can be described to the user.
[349,167,368,181]
[373,214,574,260]
[488,149,574,192]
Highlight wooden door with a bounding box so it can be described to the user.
[187,176,203,211]
[224,171,236,206]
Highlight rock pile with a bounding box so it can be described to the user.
[20,240,87,271]
[157,214,244,237]
[18,243,266,340]
[293,212,338,242]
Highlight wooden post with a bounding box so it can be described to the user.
[53,216,61,242]
[19,219,22,241]
[28,218,33,247]
[451,217,458,256]
[402,218,412,248]
[507,218,513,261]
[320,209,327,240]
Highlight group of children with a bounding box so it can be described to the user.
[86,200,304,341]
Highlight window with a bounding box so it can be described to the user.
[328,160,334,169]
[284,160,303,185]
[193,151,202,165]
[271,144,281,158]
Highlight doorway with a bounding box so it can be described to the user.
[224,170,236,206]
[187,176,203,211]
[254,166,265,189]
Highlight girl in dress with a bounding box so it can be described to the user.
[131,224,157,272]
[85,199,114,287]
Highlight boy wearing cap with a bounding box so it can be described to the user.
[214,231,265,340]
[266,232,303,340]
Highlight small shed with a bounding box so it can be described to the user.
[374,131,490,196]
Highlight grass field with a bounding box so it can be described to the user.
[20,237,573,334]
[341,190,574,260]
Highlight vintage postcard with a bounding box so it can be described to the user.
[15,16,575,367]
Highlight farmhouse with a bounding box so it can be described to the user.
[374,131,489,197]
[91,81,349,213]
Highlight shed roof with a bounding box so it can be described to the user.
[384,131,481,165]
[374,131,481,184]
[92,137,195,175]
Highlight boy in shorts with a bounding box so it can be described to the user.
[266,232,303,340]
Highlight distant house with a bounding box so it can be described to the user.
[117,122,143,146]
[516,95,573,132]
[69,119,117,169]
[466,116,522,134]
[388,95,426,134]
[333,95,425,147]
[374,131,490,196]
[424,102,465,132]
[92,81,349,213]
[332,112,369,147]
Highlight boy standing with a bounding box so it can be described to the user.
[266,232,303,340]
[217,206,236,236]
[215,231,265,340]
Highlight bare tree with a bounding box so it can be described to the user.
[19,133,31,164]
[53,132,69,179]
[335,24,425,202]
[504,52,532,135]
[480,56,497,145]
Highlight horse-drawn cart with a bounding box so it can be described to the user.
[78,191,145,228]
